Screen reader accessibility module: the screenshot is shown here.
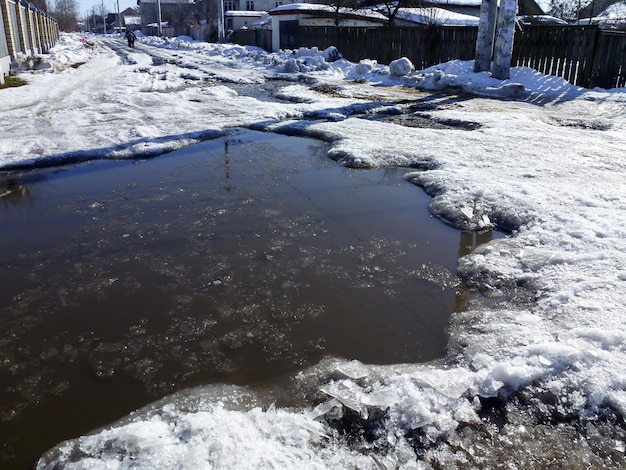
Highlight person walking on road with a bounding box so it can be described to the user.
[125,30,137,48]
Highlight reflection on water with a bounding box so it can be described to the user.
[0,183,30,205]
[0,130,497,469]
[458,230,494,259]
[453,230,495,313]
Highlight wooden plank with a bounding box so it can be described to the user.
[561,27,577,83]
[578,27,599,87]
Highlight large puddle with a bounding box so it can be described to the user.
[0,130,494,468]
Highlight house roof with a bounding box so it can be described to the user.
[137,0,193,3]
[580,0,623,17]
[270,3,387,21]
[424,0,482,6]
[593,0,626,18]
[270,1,544,22]
[425,0,544,14]
[106,8,140,26]
[518,0,545,15]
[396,7,480,26]
[225,10,267,17]
[578,0,626,26]
[121,7,140,17]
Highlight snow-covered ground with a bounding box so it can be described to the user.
[3,33,626,468]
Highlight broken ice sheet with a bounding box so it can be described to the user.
[319,380,370,418]
[334,359,370,380]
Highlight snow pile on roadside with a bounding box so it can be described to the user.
[1,33,597,172]
[12,33,99,72]
[138,34,566,99]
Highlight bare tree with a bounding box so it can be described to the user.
[370,0,406,26]
[547,0,600,23]
[548,0,577,20]
[84,6,105,33]
[30,0,49,12]
[362,0,429,27]
[318,0,361,26]
[165,0,197,31]
[193,0,219,41]
[51,0,79,31]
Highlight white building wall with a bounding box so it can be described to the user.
[227,0,307,13]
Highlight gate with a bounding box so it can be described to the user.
[279,20,298,50]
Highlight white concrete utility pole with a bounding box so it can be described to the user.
[473,0,518,79]
[218,0,225,41]
[491,0,518,79]
[157,0,163,36]
[474,0,498,73]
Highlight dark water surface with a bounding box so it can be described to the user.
[0,131,491,468]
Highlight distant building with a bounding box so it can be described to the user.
[269,4,387,50]
[135,0,309,36]
[106,8,141,32]
[224,0,312,31]
[137,0,196,31]
[123,9,142,31]
[226,0,288,11]
[225,10,267,31]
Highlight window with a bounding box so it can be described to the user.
[246,0,254,11]
[274,1,282,7]
[224,1,235,11]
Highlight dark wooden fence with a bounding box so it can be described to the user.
[232,25,626,89]
[515,26,626,88]
[511,25,600,87]
[591,30,626,89]
[297,26,478,70]
[230,29,273,53]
